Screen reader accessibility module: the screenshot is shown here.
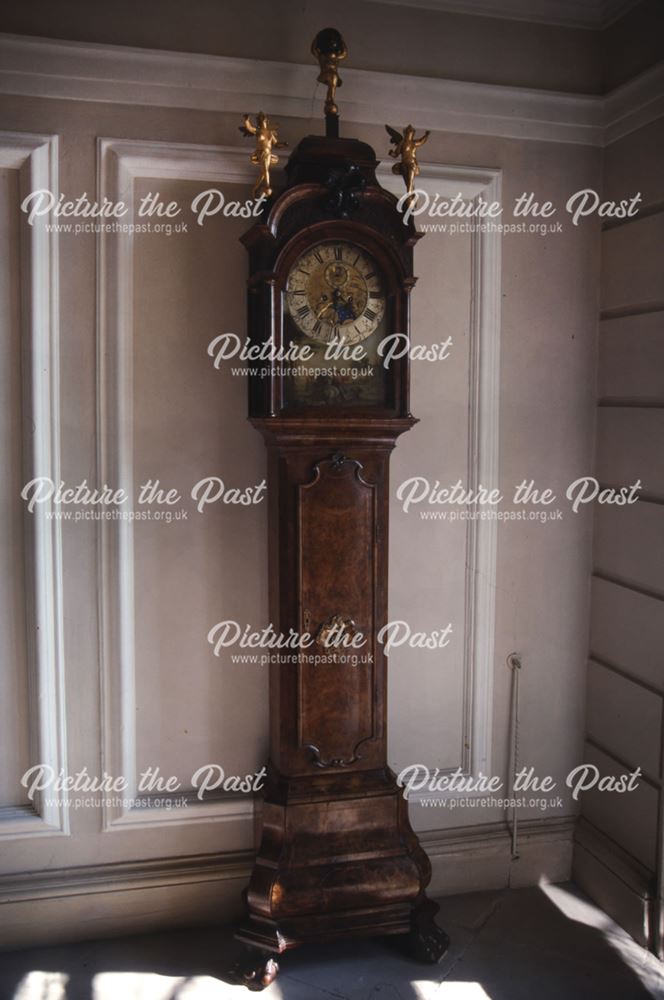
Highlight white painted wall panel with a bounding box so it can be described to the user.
[581,743,658,871]
[132,177,269,788]
[581,117,664,944]
[601,213,664,314]
[0,131,66,839]
[389,226,472,774]
[586,659,662,777]
[599,312,664,403]
[0,166,30,809]
[596,407,664,498]
[590,576,664,691]
[594,500,664,595]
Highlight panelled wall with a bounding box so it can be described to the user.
[573,114,664,956]
[0,2,661,951]
[0,87,601,948]
[0,93,600,948]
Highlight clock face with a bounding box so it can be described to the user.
[285,241,385,345]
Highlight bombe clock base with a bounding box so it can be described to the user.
[232,768,449,989]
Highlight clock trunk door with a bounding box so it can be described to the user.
[296,454,385,772]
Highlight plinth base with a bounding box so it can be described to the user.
[233,896,449,990]
[232,768,448,989]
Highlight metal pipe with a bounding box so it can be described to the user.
[507,652,522,861]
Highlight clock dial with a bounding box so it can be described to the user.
[286,241,385,345]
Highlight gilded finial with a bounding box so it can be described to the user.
[311,28,348,120]
[239,112,287,199]
[385,124,431,202]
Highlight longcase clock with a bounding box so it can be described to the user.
[234,29,449,990]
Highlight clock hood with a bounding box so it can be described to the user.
[284,135,379,190]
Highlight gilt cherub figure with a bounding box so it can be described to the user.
[385,124,431,200]
[311,28,348,116]
[239,112,287,199]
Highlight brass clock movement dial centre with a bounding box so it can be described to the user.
[286,240,385,345]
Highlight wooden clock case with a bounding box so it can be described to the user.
[235,133,449,988]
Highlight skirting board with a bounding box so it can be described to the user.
[425,816,575,896]
[573,816,656,951]
[0,816,575,951]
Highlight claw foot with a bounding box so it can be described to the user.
[233,946,279,991]
[393,898,449,964]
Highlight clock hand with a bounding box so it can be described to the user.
[316,299,334,320]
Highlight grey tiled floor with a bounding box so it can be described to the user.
[2,884,664,999]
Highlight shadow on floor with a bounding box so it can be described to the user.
[1,884,662,1000]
